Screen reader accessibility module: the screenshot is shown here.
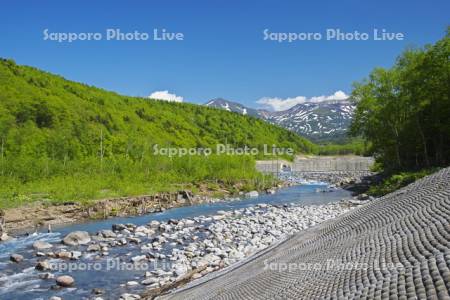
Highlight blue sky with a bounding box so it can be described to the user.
[0,0,448,109]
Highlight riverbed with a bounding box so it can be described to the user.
[0,183,352,300]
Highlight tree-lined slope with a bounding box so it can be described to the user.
[0,59,314,207]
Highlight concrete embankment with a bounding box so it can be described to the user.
[160,167,450,299]
[256,155,374,173]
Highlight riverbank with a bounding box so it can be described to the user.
[0,185,356,300]
[141,200,360,300]
[0,183,283,237]
[0,192,360,300]
[0,171,373,238]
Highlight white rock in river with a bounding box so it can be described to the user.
[87,244,101,252]
[149,220,160,228]
[245,191,259,197]
[62,231,91,246]
[184,219,195,226]
[99,229,117,238]
[131,255,147,263]
[56,275,75,287]
[0,233,12,241]
[173,264,189,277]
[141,277,159,285]
[35,260,51,271]
[71,251,83,259]
[10,253,24,263]
[39,272,55,280]
[120,294,141,300]
[33,241,53,250]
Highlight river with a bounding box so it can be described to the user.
[0,183,352,300]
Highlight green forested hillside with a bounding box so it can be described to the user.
[0,59,314,207]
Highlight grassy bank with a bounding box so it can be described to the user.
[366,168,438,197]
[0,155,277,209]
[315,138,368,156]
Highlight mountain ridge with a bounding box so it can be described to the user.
[205,98,355,142]
[0,58,314,157]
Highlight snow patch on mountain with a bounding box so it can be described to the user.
[205,97,355,142]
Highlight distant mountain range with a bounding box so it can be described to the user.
[205,98,355,142]
[205,98,262,118]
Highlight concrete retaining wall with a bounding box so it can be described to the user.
[292,156,374,172]
[256,156,374,173]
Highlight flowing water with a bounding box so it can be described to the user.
[0,183,352,300]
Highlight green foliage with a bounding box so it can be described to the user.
[0,155,274,208]
[350,28,450,172]
[367,169,437,197]
[314,138,369,156]
[0,58,314,208]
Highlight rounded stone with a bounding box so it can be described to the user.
[56,275,75,287]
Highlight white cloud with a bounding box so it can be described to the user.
[257,90,348,111]
[148,90,183,102]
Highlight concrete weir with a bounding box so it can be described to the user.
[256,155,374,173]
[159,167,450,299]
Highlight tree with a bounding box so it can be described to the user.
[351,28,450,171]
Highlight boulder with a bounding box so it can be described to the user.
[56,251,72,259]
[145,282,160,289]
[168,219,179,225]
[0,233,11,242]
[112,224,127,232]
[245,191,259,198]
[357,193,370,200]
[87,244,101,252]
[39,272,55,280]
[56,275,75,287]
[62,231,91,246]
[36,260,51,271]
[128,237,141,244]
[148,220,160,228]
[126,281,139,287]
[131,255,147,263]
[92,288,106,295]
[266,188,276,194]
[173,264,188,277]
[141,277,159,285]
[99,229,116,238]
[33,241,53,250]
[184,219,195,226]
[10,253,24,263]
[119,294,141,300]
[71,251,83,260]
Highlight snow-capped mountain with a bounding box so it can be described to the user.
[264,100,355,142]
[204,98,355,142]
[205,98,262,118]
